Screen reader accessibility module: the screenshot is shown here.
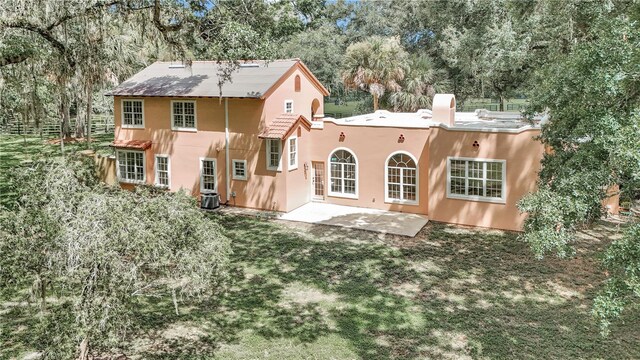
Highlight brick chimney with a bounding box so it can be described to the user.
[432,94,456,126]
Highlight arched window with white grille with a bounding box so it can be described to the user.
[385,152,418,204]
[328,148,358,198]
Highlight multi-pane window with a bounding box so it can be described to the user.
[288,136,298,170]
[386,153,417,203]
[172,101,196,129]
[232,159,247,180]
[155,155,170,188]
[448,158,505,201]
[329,149,357,197]
[200,159,216,192]
[122,100,143,127]
[117,150,145,183]
[266,139,281,170]
[284,100,293,113]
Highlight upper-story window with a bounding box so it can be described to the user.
[294,75,301,92]
[122,99,144,128]
[386,152,418,204]
[447,157,506,203]
[172,100,196,131]
[284,100,294,114]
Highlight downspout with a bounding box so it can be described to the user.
[224,98,231,203]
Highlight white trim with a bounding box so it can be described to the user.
[120,99,145,129]
[384,151,419,205]
[171,100,198,131]
[266,138,282,171]
[288,135,298,171]
[154,154,171,188]
[327,147,359,199]
[199,157,218,193]
[446,156,507,204]
[284,99,294,114]
[232,159,248,181]
[116,149,146,184]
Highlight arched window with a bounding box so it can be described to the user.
[294,75,301,92]
[386,152,418,203]
[328,148,357,197]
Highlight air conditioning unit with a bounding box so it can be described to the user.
[201,192,220,210]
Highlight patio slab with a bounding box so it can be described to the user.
[279,202,429,237]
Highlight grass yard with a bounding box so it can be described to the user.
[2,213,639,359]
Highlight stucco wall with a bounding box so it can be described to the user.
[309,121,430,215]
[285,125,312,211]
[427,127,544,231]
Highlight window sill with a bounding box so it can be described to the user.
[121,125,144,129]
[119,178,146,185]
[446,194,506,204]
[154,184,170,189]
[328,193,358,200]
[267,167,282,172]
[385,199,419,206]
[232,176,247,181]
[171,127,197,132]
[288,166,298,172]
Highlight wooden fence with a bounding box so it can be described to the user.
[0,115,115,137]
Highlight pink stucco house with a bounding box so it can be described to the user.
[108,59,545,231]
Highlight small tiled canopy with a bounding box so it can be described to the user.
[258,113,312,140]
[110,140,152,150]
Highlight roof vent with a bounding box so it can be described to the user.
[239,63,260,68]
[168,64,186,69]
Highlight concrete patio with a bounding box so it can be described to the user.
[280,203,429,237]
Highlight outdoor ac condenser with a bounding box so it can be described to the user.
[201,193,220,210]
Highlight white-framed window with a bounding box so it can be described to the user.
[385,152,418,204]
[121,99,144,128]
[446,157,506,203]
[328,148,357,198]
[200,158,217,192]
[232,159,247,180]
[154,155,170,188]
[116,150,145,184]
[171,100,197,131]
[288,135,298,170]
[284,100,294,113]
[266,138,282,171]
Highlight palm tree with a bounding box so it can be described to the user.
[389,54,451,112]
[341,36,408,111]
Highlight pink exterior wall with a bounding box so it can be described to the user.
[309,122,430,215]
[427,127,543,231]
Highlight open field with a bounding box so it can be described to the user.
[1,213,638,359]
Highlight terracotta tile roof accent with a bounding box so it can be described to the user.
[258,113,312,140]
[110,140,152,150]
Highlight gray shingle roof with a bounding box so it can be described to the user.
[107,60,299,98]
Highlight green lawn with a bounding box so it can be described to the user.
[2,214,638,359]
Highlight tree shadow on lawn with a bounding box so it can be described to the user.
[5,214,636,359]
[129,215,640,359]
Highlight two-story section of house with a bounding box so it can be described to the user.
[108,59,329,212]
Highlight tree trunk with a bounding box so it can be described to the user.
[78,336,89,360]
[499,94,505,112]
[86,81,93,145]
[373,93,379,111]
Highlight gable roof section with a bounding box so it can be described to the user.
[258,113,312,140]
[107,59,328,99]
